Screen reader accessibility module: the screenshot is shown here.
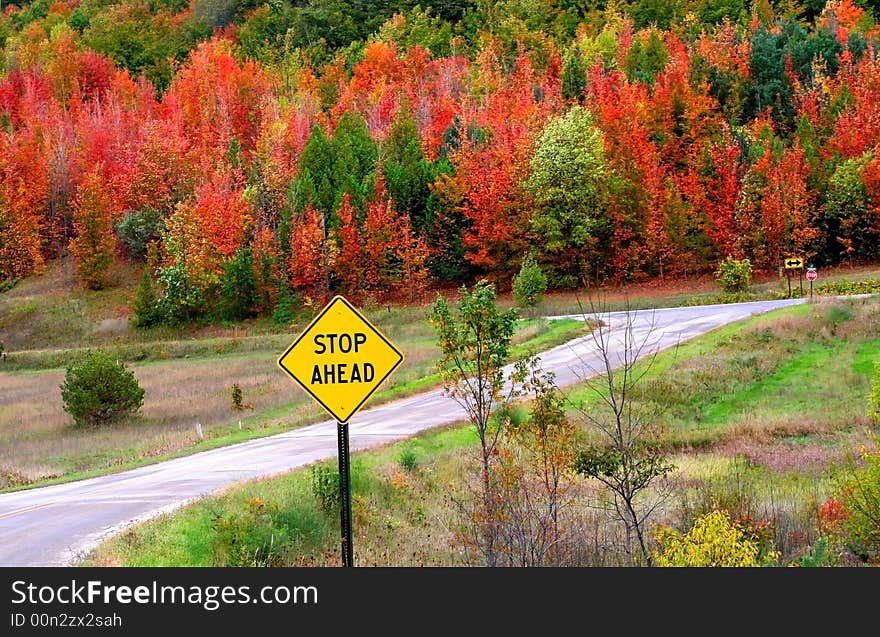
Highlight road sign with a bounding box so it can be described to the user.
[806,268,817,282]
[277,295,404,424]
[784,256,804,269]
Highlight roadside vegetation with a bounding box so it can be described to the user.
[0,264,585,490]
[83,295,880,567]
[2,256,878,490]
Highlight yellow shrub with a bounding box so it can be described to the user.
[653,510,779,567]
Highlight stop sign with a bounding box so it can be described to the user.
[807,269,817,282]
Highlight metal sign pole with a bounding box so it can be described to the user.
[337,421,354,568]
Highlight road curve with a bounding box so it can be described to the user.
[0,298,807,566]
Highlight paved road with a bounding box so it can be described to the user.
[0,298,807,566]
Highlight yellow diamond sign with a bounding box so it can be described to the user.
[277,295,404,423]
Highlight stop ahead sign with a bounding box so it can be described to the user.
[277,295,404,423]
[807,269,817,282]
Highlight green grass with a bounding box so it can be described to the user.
[85,424,479,566]
[84,299,880,567]
[699,339,879,428]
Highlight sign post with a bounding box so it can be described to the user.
[277,296,404,567]
[784,256,804,298]
[806,266,817,300]
[336,419,353,567]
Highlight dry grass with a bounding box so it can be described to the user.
[0,312,583,487]
[0,346,420,485]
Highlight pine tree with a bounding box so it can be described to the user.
[131,267,159,328]
[332,112,377,213]
[561,50,587,103]
[291,125,336,220]
[381,111,433,234]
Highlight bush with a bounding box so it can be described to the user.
[231,383,253,411]
[398,447,418,473]
[715,256,752,294]
[869,362,880,425]
[796,537,834,567]
[653,510,779,567]
[60,351,144,427]
[825,304,855,330]
[0,277,19,293]
[310,464,339,514]
[114,209,163,259]
[217,248,257,321]
[131,268,160,328]
[815,278,880,296]
[512,255,548,308]
[212,498,285,567]
[826,436,880,564]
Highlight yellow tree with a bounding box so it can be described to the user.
[70,167,115,290]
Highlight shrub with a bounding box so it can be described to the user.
[217,248,257,321]
[825,304,855,328]
[869,362,880,425]
[512,255,548,308]
[131,268,160,328]
[231,384,244,410]
[815,278,880,296]
[826,436,880,564]
[796,537,833,567]
[398,447,418,473]
[653,510,779,567]
[231,383,253,411]
[114,209,163,259]
[212,498,285,567]
[715,256,752,294]
[60,351,144,427]
[0,277,19,293]
[272,289,302,326]
[310,464,340,514]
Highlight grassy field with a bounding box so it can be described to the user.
[83,297,880,567]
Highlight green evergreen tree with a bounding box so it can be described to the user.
[381,110,434,234]
[131,267,160,328]
[217,247,257,321]
[331,111,377,213]
[512,254,548,308]
[748,24,795,131]
[561,50,587,103]
[291,125,336,220]
[623,30,668,87]
[628,0,682,30]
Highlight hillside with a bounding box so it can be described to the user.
[0,0,878,329]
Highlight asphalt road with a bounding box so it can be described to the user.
[0,298,807,566]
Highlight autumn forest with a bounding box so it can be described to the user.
[1,0,879,323]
